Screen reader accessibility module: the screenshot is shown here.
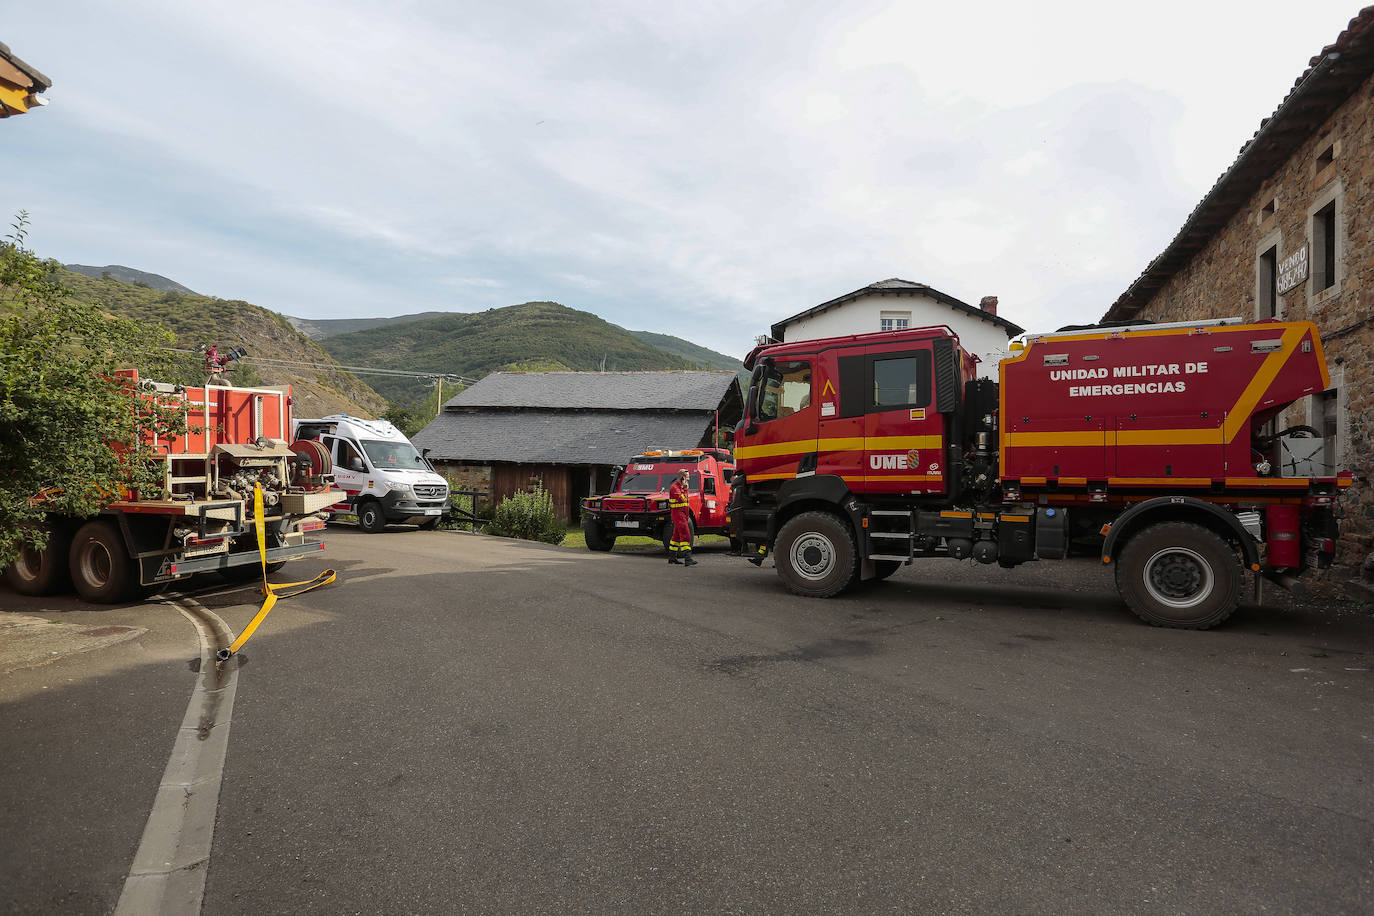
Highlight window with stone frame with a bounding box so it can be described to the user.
[1313,200,1338,293]
[1258,245,1278,318]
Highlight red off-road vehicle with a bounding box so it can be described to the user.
[582,448,735,552]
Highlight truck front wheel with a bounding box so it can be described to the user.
[357,500,386,534]
[775,511,857,598]
[661,518,695,554]
[584,519,617,551]
[69,520,137,603]
[4,524,72,596]
[1116,522,1241,629]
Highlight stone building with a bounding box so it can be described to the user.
[1102,8,1374,598]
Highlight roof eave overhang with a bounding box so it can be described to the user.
[1103,34,1370,322]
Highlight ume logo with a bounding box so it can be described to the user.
[870,454,907,469]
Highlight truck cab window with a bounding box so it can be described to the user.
[703,475,716,495]
[757,360,812,422]
[873,355,930,408]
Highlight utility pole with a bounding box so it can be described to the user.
[435,376,443,418]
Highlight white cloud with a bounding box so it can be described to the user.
[2,0,1364,360]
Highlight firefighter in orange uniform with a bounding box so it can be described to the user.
[667,469,696,566]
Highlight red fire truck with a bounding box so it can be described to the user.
[3,370,341,603]
[582,448,736,552]
[727,317,1351,629]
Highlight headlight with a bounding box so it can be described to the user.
[390,482,413,495]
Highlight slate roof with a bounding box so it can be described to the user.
[1104,6,1374,320]
[443,370,739,411]
[771,278,1024,342]
[413,410,720,465]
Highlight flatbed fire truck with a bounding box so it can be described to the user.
[582,448,736,552]
[727,317,1351,629]
[3,369,341,603]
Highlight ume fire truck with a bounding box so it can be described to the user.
[728,317,1351,629]
[4,370,341,603]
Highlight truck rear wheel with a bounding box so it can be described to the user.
[69,520,137,603]
[357,500,386,534]
[775,511,857,598]
[584,520,617,551]
[1116,521,1241,629]
[4,524,72,596]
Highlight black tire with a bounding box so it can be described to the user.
[69,520,138,603]
[265,560,287,573]
[584,520,617,552]
[4,524,72,596]
[357,500,386,534]
[1116,521,1241,629]
[775,511,858,598]
[419,517,441,531]
[872,560,902,581]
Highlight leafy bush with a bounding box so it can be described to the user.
[0,213,186,566]
[485,486,564,544]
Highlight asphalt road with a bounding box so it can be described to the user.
[4,527,1373,913]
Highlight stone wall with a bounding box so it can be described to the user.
[435,462,492,496]
[1127,69,1374,595]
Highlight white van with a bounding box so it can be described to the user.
[293,415,451,532]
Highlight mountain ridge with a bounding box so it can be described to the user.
[64,264,199,295]
[57,263,748,413]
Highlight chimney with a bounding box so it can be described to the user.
[979,296,998,316]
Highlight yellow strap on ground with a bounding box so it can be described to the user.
[218,484,336,660]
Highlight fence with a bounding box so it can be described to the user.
[448,488,488,532]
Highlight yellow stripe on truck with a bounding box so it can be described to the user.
[735,434,943,460]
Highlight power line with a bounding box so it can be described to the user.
[162,347,478,385]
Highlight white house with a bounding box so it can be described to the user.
[769,278,1024,378]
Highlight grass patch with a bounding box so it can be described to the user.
[559,528,730,554]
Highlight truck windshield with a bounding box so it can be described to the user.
[618,472,699,492]
[361,439,427,469]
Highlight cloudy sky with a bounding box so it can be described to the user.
[4,1,1364,358]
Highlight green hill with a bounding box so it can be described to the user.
[628,330,747,384]
[286,312,452,340]
[318,301,697,407]
[64,264,199,295]
[58,269,389,418]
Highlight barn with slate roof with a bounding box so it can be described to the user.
[414,370,743,521]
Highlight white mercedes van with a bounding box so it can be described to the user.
[293,415,451,532]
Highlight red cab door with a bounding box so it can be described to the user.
[861,339,947,497]
[736,357,817,484]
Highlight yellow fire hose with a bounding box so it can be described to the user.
[216,484,336,661]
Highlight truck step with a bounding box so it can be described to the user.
[869,510,913,517]
[869,531,911,539]
[869,554,912,561]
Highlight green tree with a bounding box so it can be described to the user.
[383,405,425,438]
[0,213,185,567]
